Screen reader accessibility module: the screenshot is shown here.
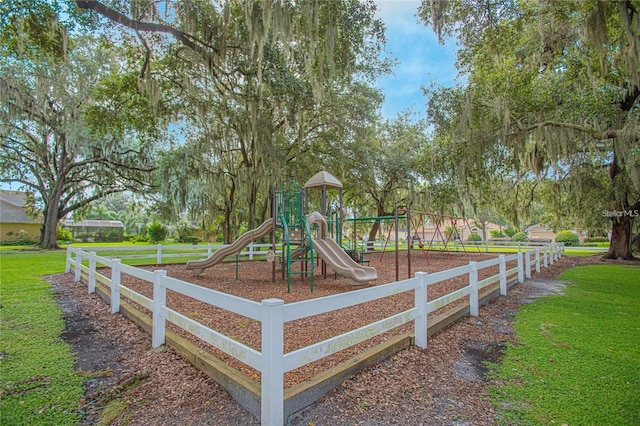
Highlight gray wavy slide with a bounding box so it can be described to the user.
[312,237,377,284]
[186,218,274,274]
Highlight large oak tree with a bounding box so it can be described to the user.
[0,36,160,248]
[421,0,640,259]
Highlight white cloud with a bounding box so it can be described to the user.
[374,0,423,34]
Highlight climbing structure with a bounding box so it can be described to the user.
[274,180,315,292]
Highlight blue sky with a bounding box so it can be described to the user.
[373,0,459,120]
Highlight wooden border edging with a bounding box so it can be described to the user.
[94,282,262,417]
[91,276,518,422]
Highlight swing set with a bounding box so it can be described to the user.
[342,207,483,278]
[406,211,483,264]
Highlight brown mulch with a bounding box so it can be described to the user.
[51,250,607,425]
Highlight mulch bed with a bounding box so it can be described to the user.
[51,249,606,425]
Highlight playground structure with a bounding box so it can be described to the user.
[186,172,378,291]
[185,170,487,290]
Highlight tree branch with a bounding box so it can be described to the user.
[75,1,220,59]
[77,1,193,48]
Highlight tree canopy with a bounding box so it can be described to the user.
[420,0,640,259]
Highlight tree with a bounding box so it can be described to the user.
[129,1,390,242]
[0,37,159,248]
[340,114,429,240]
[420,0,640,259]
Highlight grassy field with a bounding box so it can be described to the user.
[0,248,84,425]
[488,264,640,425]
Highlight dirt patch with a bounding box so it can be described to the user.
[53,251,607,425]
[453,340,507,382]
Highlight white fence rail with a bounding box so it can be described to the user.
[66,242,563,425]
[70,240,571,265]
[65,242,273,264]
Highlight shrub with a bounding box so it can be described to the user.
[131,235,148,243]
[490,229,505,238]
[176,222,195,242]
[16,229,32,243]
[444,226,458,240]
[147,222,168,243]
[57,227,73,243]
[556,230,580,246]
[583,236,609,243]
[582,242,602,247]
[180,236,201,244]
[511,231,528,242]
[503,228,517,238]
[467,232,483,242]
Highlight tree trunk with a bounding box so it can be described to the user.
[40,202,61,249]
[223,206,232,244]
[603,214,637,260]
[39,182,66,249]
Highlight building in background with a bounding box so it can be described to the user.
[0,191,42,243]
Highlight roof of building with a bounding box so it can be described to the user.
[0,190,28,206]
[62,220,124,228]
[0,191,40,224]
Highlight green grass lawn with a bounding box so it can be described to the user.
[488,264,640,425]
[0,249,84,425]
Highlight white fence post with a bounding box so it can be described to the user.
[499,254,507,296]
[261,298,285,426]
[485,240,489,253]
[248,243,254,260]
[157,244,163,264]
[111,259,121,314]
[152,270,168,348]
[517,252,524,283]
[207,243,213,258]
[525,250,532,279]
[535,249,541,273]
[469,261,479,317]
[414,272,428,349]
[74,249,82,282]
[65,246,72,273]
[88,252,96,294]
[543,246,548,268]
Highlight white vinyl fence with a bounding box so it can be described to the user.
[66,242,563,425]
[70,242,271,264]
